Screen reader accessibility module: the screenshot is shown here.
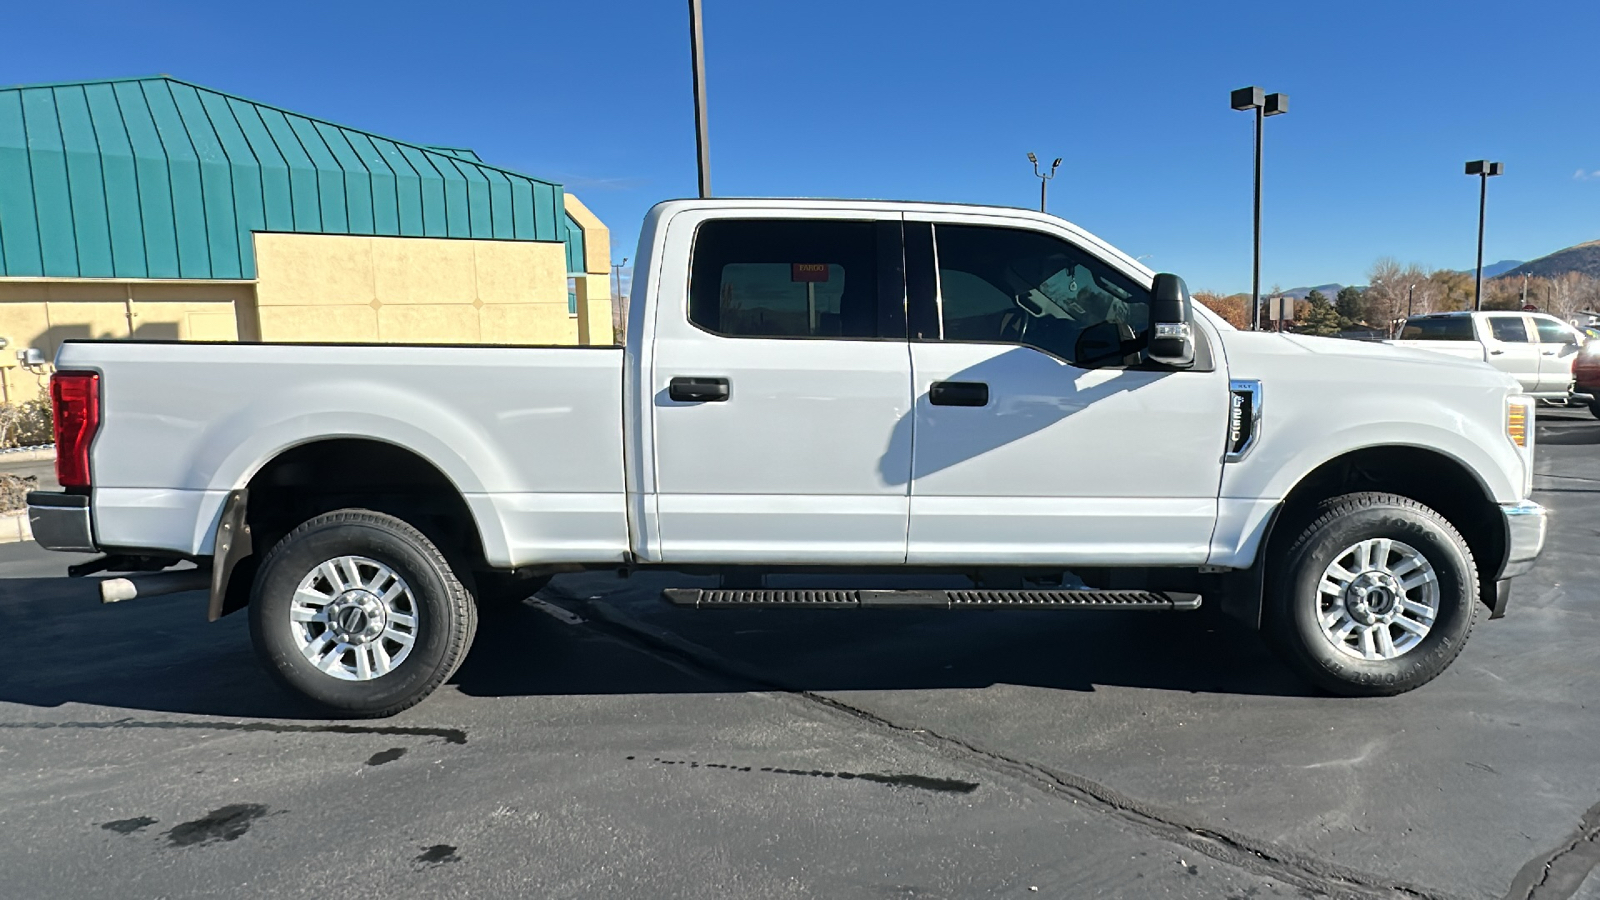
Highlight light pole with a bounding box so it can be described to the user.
[1520,272,1530,308]
[1027,152,1062,213]
[1406,283,1416,318]
[1465,160,1503,311]
[688,0,711,198]
[1231,87,1289,331]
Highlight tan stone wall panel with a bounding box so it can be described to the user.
[254,233,375,307]
[378,304,482,344]
[257,305,378,343]
[371,237,477,305]
[479,303,578,345]
[472,240,565,306]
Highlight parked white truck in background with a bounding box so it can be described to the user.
[1389,310,1587,400]
[28,199,1546,716]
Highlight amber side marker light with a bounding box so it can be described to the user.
[1507,402,1528,448]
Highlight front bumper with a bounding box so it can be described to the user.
[1499,500,1547,579]
[26,491,96,552]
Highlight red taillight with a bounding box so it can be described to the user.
[50,371,100,488]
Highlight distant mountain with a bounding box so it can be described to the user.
[1498,243,1600,280]
[1278,283,1348,301]
[1477,259,1525,279]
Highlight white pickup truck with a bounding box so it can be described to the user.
[28,199,1546,716]
[1389,310,1585,400]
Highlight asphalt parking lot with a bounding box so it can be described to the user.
[2,410,1597,900]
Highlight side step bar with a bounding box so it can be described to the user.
[662,588,1201,611]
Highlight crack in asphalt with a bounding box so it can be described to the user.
[563,591,1460,900]
[1505,799,1600,900]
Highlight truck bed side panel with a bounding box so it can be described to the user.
[56,341,628,566]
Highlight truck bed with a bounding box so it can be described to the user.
[58,340,629,566]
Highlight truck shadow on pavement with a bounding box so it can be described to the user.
[0,568,1317,719]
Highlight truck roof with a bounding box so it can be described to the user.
[643,197,1156,281]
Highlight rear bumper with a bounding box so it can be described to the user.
[26,491,95,552]
[1499,500,1547,579]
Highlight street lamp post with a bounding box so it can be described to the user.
[1027,153,1062,213]
[688,0,711,198]
[1465,160,1503,311]
[1231,87,1289,331]
[1406,283,1416,319]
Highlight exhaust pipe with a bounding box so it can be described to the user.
[100,570,212,604]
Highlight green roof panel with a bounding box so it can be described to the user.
[0,76,577,279]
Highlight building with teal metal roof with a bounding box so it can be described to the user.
[0,76,614,401]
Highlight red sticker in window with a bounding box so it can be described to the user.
[791,263,830,283]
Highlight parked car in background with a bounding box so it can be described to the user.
[1574,341,1600,417]
[1389,310,1584,401]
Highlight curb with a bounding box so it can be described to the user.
[0,509,32,544]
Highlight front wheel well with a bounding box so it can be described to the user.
[1270,446,1505,612]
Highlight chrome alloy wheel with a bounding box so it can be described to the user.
[289,556,419,681]
[1317,538,1439,661]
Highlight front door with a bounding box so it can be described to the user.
[903,218,1228,566]
[1532,315,1580,394]
[649,215,913,564]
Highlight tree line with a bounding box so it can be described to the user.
[1194,260,1600,335]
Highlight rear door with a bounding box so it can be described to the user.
[647,213,913,564]
[1532,315,1580,394]
[1482,314,1540,392]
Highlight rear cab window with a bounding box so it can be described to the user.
[687,219,900,339]
[1399,316,1475,341]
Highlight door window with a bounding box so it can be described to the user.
[689,219,883,339]
[1487,316,1531,343]
[930,224,1150,367]
[1534,317,1576,344]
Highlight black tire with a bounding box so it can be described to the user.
[1266,492,1477,697]
[249,509,477,718]
[1588,398,1600,419]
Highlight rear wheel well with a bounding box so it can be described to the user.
[218,440,486,617]
[1270,446,1505,611]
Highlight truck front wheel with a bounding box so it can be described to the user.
[248,509,477,717]
[1266,492,1477,696]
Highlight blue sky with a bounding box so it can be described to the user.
[4,0,1596,294]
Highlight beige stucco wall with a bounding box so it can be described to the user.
[0,280,249,402]
[0,203,616,404]
[252,232,578,345]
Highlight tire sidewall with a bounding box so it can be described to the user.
[250,516,464,713]
[1277,502,1476,694]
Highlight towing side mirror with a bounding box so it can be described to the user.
[1147,273,1195,369]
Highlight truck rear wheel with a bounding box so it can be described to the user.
[248,509,477,717]
[1266,492,1477,696]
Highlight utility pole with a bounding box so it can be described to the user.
[612,257,629,303]
[1521,272,1529,308]
[688,0,711,198]
[1027,153,1062,213]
